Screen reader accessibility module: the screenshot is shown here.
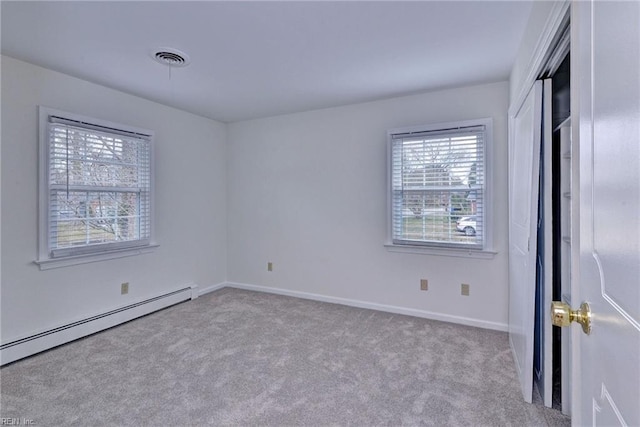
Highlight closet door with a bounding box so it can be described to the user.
[508,80,542,403]
[534,78,554,408]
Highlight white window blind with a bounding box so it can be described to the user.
[46,115,152,258]
[390,122,487,249]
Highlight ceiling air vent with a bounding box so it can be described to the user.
[151,48,191,67]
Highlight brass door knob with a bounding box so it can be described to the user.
[551,301,592,335]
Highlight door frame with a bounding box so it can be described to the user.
[508,2,570,121]
[507,0,571,407]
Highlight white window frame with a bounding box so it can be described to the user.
[35,107,157,270]
[385,118,496,259]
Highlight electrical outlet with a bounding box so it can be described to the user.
[267,262,273,272]
[121,282,129,295]
[420,279,428,291]
[461,283,470,296]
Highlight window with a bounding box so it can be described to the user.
[37,107,155,268]
[387,118,492,254]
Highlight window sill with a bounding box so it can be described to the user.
[34,243,159,270]
[384,243,497,259]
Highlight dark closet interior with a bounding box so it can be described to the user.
[551,52,570,410]
[534,51,570,412]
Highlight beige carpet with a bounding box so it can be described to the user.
[1,287,570,426]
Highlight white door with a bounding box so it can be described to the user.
[509,80,542,403]
[572,1,640,425]
[536,78,554,408]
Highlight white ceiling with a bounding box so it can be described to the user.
[1,1,532,123]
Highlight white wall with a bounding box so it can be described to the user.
[1,56,227,342]
[227,81,510,330]
[1,57,512,340]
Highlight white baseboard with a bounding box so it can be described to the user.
[1,285,198,366]
[196,282,227,296]
[224,281,508,332]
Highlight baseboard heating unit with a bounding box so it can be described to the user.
[0,285,197,366]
